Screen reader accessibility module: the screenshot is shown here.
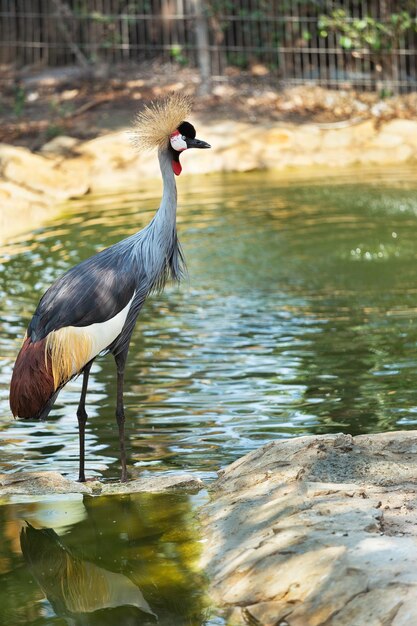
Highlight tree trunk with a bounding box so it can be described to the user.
[191,0,211,94]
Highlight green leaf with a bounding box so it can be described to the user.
[355,19,368,31]
[339,35,352,49]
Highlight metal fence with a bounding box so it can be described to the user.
[1,1,417,93]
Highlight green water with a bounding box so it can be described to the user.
[2,165,417,623]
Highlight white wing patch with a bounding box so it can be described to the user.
[82,293,135,361]
[46,294,135,389]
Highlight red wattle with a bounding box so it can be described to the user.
[172,160,182,176]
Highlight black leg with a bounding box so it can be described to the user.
[115,350,128,482]
[77,361,93,483]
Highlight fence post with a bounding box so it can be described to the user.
[191,0,211,94]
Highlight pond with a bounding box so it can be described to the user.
[0,490,214,626]
[1,165,417,623]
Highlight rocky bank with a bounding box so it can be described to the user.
[200,431,417,626]
[2,117,417,242]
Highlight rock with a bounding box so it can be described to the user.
[322,128,354,149]
[359,144,413,164]
[0,471,89,495]
[0,143,89,200]
[0,180,53,241]
[75,130,160,191]
[371,131,403,148]
[212,84,236,98]
[382,119,417,137]
[102,473,204,495]
[250,63,270,77]
[351,119,378,145]
[0,471,204,496]
[40,135,81,157]
[292,125,322,152]
[264,128,294,148]
[314,149,358,167]
[200,432,417,626]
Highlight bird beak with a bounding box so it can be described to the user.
[185,137,211,149]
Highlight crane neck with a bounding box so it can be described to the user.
[155,148,177,229]
[129,147,183,286]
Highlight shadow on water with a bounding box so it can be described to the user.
[0,492,215,626]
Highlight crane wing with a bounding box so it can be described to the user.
[28,247,137,342]
[11,247,138,418]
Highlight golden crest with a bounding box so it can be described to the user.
[133,92,193,151]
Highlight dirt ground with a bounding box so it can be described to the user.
[1,61,417,150]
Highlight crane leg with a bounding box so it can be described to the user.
[115,350,128,482]
[77,361,93,483]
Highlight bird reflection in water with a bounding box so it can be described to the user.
[20,523,157,625]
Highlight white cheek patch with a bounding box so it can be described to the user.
[170,131,188,152]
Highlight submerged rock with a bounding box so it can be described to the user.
[103,473,204,495]
[0,471,204,497]
[0,471,89,496]
[200,431,417,626]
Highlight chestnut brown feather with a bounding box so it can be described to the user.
[10,337,55,419]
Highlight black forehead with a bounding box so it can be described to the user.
[177,121,196,139]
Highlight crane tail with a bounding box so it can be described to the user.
[10,328,95,419]
[9,337,56,419]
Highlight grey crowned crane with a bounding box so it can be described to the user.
[10,94,210,482]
